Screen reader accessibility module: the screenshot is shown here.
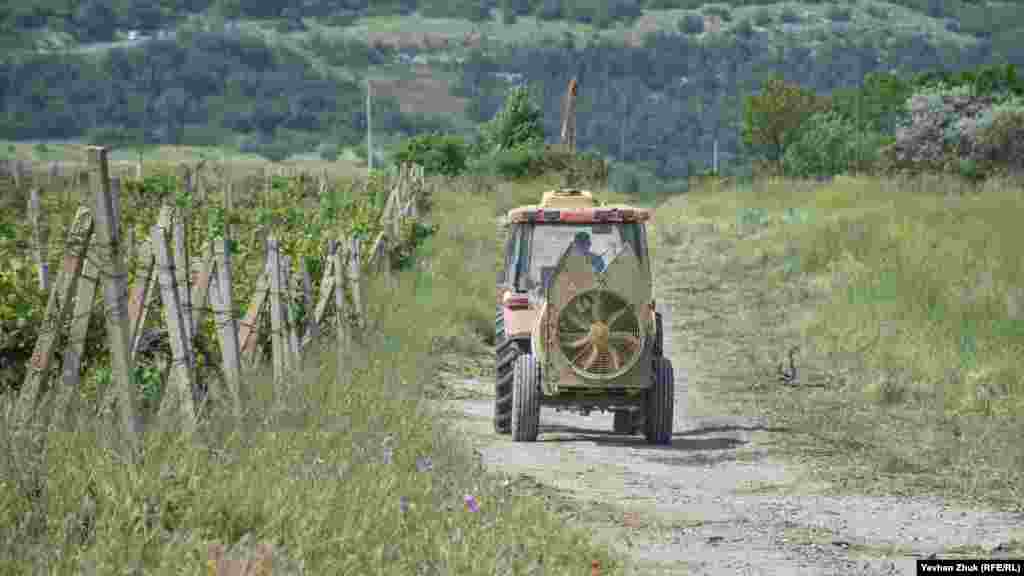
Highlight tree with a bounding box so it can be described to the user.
[478,85,546,154]
[741,73,831,174]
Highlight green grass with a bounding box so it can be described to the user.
[0,161,624,574]
[650,173,1024,510]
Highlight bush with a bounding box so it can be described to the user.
[785,108,893,178]
[876,83,1023,179]
[971,102,1024,175]
[470,146,540,179]
[782,110,862,178]
[533,147,609,185]
[679,13,704,34]
[391,132,470,177]
[469,145,608,183]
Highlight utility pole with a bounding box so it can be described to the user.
[366,78,373,174]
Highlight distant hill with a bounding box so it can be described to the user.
[2,0,1022,185]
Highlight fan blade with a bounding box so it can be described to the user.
[565,309,588,330]
[609,332,640,351]
[606,306,630,328]
[572,342,594,366]
[566,334,591,349]
[593,291,603,322]
[582,346,601,370]
[608,346,622,371]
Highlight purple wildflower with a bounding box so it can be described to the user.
[399,496,410,513]
[464,494,480,513]
[415,456,432,473]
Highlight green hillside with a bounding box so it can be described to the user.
[2,0,1023,186]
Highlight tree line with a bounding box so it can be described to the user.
[0,26,448,162]
[4,0,1020,46]
[451,27,1019,189]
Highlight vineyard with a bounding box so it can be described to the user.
[0,148,435,435]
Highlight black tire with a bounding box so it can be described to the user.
[653,312,664,357]
[613,411,633,434]
[644,356,674,445]
[494,338,519,434]
[511,355,541,442]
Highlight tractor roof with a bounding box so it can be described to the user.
[506,188,650,224]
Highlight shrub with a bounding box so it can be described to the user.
[782,110,862,178]
[679,13,704,34]
[971,102,1024,175]
[876,83,1021,179]
[391,132,470,177]
[533,147,608,185]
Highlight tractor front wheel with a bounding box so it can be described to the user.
[644,356,674,445]
[511,355,541,442]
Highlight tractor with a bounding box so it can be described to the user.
[495,187,674,444]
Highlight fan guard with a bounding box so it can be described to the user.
[556,289,643,378]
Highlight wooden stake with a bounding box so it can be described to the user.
[189,248,216,339]
[16,208,93,427]
[333,244,349,383]
[213,236,242,418]
[301,257,317,347]
[239,258,270,366]
[127,246,156,358]
[171,208,193,348]
[152,222,196,430]
[268,238,286,386]
[28,187,50,293]
[57,246,99,419]
[310,241,338,338]
[348,235,364,334]
[282,256,300,366]
[88,146,139,445]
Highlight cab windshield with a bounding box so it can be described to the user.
[515,223,645,294]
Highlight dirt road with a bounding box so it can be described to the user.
[435,227,1022,575]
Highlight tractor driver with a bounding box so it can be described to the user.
[572,231,605,273]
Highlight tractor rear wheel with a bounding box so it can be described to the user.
[494,338,519,434]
